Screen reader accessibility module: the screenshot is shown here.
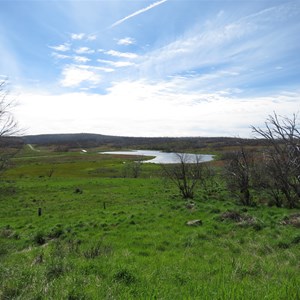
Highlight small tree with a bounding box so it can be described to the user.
[224,145,255,206]
[252,113,300,208]
[123,158,142,178]
[162,153,204,199]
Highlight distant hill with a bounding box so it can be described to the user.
[23,133,119,145]
[21,133,262,152]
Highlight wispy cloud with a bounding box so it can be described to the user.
[87,34,97,41]
[49,43,70,52]
[117,37,135,46]
[106,50,138,59]
[73,56,90,63]
[52,52,71,60]
[110,0,168,28]
[71,33,97,41]
[98,59,134,68]
[137,1,300,91]
[74,47,95,54]
[71,33,85,40]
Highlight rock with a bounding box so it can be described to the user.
[186,201,196,209]
[280,213,300,227]
[186,219,202,226]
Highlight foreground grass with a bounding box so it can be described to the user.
[1,149,300,299]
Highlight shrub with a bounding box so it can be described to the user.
[33,232,46,245]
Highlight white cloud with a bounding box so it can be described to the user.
[70,33,97,41]
[90,66,115,73]
[49,43,70,52]
[73,56,91,63]
[110,0,168,28]
[15,81,300,137]
[52,52,71,60]
[117,37,135,46]
[74,47,95,54]
[79,65,115,73]
[60,65,101,87]
[71,33,85,40]
[87,34,97,41]
[98,59,134,68]
[106,50,138,59]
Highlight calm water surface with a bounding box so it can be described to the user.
[100,150,214,164]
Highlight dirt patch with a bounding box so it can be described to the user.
[280,213,300,227]
[219,210,256,225]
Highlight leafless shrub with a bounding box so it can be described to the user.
[0,80,22,176]
[252,113,300,208]
[224,145,255,206]
[162,153,205,199]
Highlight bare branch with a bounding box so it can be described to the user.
[252,112,300,208]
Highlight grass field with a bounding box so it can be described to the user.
[1,146,300,299]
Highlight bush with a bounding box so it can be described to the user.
[33,232,46,245]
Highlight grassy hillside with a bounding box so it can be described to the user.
[0,146,300,299]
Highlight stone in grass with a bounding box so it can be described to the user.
[186,219,202,226]
[280,213,300,227]
[186,201,196,210]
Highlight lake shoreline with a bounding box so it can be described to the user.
[100,150,214,164]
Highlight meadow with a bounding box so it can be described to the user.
[0,145,300,299]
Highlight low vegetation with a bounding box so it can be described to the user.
[0,141,300,299]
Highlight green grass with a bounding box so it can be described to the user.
[0,148,300,299]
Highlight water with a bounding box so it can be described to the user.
[100,150,214,164]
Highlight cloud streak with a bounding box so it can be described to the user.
[106,50,138,59]
[110,0,168,28]
[49,43,71,52]
[136,1,300,93]
[117,37,135,46]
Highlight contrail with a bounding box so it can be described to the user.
[110,0,168,28]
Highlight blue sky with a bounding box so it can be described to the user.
[1,0,299,137]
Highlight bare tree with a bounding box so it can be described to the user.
[0,80,21,175]
[0,80,18,137]
[162,153,204,199]
[224,145,255,206]
[252,113,300,208]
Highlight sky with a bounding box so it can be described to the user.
[1,0,300,137]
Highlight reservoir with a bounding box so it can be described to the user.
[100,150,214,164]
